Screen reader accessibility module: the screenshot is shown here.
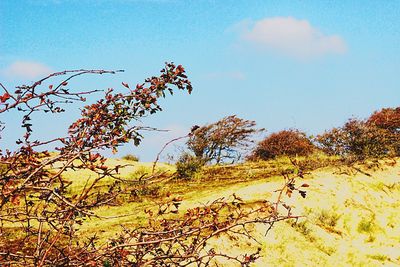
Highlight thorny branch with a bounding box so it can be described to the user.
[0,64,307,266]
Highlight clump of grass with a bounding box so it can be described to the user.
[314,209,343,235]
[290,220,316,242]
[122,154,140,162]
[357,217,375,234]
[317,209,341,228]
[316,243,336,256]
[357,216,377,242]
[368,254,389,262]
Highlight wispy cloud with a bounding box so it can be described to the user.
[2,61,53,79]
[237,17,347,59]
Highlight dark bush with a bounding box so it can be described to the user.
[249,129,315,160]
[122,154,140,161]
[175,153,205,179]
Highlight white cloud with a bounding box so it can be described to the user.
[2,61,53,79]
[239,17,347,59]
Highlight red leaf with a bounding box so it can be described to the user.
[122,82,130,89]
[11,195,20,206]
[301,183,310,187]
[61,81,68,86]
[0,93,11,103]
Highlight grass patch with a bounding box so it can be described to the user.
[357,217,375,234]
[314,209,343,236]
[317,209,341,228]
[290,220,316,242]
[367,254,389,262]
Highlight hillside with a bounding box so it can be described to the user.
[210,162,400,266]
[63,158,400,266]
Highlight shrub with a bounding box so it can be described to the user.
[122,154,140,161]
[187,115,261,164]
[175,152,204,179]
[367,107,400,155]
[367,107,400,133]
[248,129,315,160]
[316,118,397,160]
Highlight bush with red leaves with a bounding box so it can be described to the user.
[367,107,400,155]
[316,116,399,160]
[248,129,315,161]
[367,107,400,133]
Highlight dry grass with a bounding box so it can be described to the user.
[59,156,400,265]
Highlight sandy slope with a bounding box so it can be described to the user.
[70,158,400,266]
[179,161,400,266]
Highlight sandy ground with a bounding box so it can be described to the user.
[178,161,400,266]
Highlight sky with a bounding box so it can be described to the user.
[1,0,399,161]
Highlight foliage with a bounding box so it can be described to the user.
[0,64,303,266]
[316,117,398,160]
[122,153,139,161]
[367,107,400,133]
[175,152,204,179]
[248,129,315,161]
[367,107,400,154]
[186,115,261,164]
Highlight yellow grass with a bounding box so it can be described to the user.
[206,161,400,266]
[62,157,400,266]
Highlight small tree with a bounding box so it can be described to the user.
[186,115,261,164]
[248,129,315,161]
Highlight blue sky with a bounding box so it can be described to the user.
[1,0,399,161]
